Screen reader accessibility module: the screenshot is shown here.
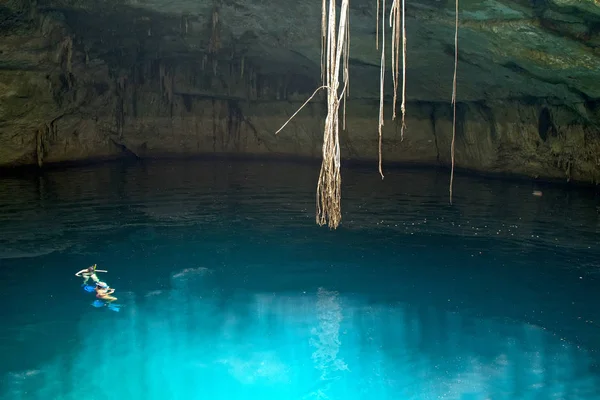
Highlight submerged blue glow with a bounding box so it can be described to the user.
[5,266,600,399]
[0,160,599,399]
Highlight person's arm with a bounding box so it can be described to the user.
[95,270,108,273]
[75,269,86,276]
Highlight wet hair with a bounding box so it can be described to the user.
[88,267,94,272]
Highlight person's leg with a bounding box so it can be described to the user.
[98,295,117,304]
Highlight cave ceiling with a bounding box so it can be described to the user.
[10,0,600,107]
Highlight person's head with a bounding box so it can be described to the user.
[87,267,94,273]
[96,282,108,289]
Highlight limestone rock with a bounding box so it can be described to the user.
[0,0,599,183]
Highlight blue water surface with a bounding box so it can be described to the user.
[0,159,599,400]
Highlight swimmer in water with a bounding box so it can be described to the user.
[95,282,117,304]
[75,264,107,285]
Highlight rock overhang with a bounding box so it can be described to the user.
[28,0,597,108]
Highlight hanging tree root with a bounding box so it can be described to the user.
[317,0,350,229]
[377,0,406,179]
[449,0,459,205]
[275,86,327,135]
[276,0,458,228]
[401,0,407,139]
[390,0,399,122]
[321,0,327,84]
[377,0,386,179]
[276,0,350,229]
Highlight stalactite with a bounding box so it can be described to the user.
[65,36,72,75]
[247,66,251,98]
[261,76,268,98]
[116,76,127,139]
[36,125,45,168]
[208,7,221,54]
[159,62,165,93]
[181,14,189,35]
[249,68,257,100]
[26,0,37,21]
[166,69,173,104]
[226,100,244,150]
[35,122,58,168]
[277,76,283,100]
[56,36,73,88]
[211,98,217,152]
[159,63,173,107]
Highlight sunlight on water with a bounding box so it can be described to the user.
[1,161,599,399]
[4,267,599,400]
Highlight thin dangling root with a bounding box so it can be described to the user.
[376,0,380,50]
[400,0,407,140]
[343,9,350,130]
[389,0,406,137]
[449,0,459,205]
[378,0,386,180]
[321,0,327,84]
[390,0,399,120]
[276,0,455,227]
[275,86,327,135]
[378,0,407,179]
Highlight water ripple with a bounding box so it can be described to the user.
[0,160,598,262]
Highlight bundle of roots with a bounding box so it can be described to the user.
[276,0,460,228]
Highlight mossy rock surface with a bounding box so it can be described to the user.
[0,0,599,184]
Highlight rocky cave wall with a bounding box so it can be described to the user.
[1,0,600,184]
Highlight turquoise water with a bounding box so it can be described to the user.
[0,159,599,400]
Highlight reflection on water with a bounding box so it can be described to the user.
[3,268,600,400]
[1,159,599,399]
[0,159,599,260]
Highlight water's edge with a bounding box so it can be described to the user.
[2,154,599,190]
